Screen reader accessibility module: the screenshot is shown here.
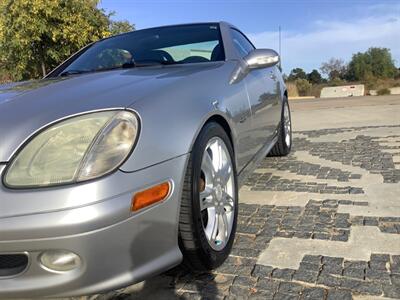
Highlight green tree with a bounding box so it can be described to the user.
[346,47,398,81]
[288,68,307,81]
[295,78,312,96]
[320,58,347,81]
[109,20,135,36]
[0,0,134,81]
[307,69,322,84]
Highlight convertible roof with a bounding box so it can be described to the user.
[112,21,235,37]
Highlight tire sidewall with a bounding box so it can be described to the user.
[281,97,292,153]
[190,122,238,269]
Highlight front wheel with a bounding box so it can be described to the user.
[269,96,292,156]
[178,122,238,271]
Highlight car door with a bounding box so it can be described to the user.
[230,29,281,154]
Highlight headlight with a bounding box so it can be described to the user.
[4,110,139,188]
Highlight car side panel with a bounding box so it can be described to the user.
[244,66,279,153]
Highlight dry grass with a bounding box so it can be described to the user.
[366,78,400,90]
[286,78,400,98]
[286,82,299,98]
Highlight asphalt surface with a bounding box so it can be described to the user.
[86,95,400,299]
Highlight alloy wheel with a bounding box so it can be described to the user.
[283,102,291,147]
[199,137,235,251]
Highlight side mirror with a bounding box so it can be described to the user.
[244,49,280,69]
[229,49,280,84]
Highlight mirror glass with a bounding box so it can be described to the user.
[245,49,280,69]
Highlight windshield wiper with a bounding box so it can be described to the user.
[59,64,135,77]
[58,59,175,77]
[59,70,90,77]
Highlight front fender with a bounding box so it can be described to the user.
[120,62,240,173]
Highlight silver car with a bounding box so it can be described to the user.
[0,22,291,297]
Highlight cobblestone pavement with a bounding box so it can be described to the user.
[92,97,400,300]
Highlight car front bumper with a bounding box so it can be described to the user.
[0,154,189,298]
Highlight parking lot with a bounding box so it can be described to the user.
[95,95,400,300]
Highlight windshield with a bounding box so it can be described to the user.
[53,24,225,76]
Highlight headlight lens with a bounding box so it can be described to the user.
[4,110,139,188]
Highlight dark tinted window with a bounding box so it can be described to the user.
[230,29,255,58]
[57,24,225,75]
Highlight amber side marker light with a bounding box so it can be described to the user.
[131,182,170,212]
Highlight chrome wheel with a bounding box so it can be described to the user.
[283,102,291,147]
[199,137,235,251]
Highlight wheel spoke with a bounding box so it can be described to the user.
[202,151,215,180]
[210,213,219,242]
[219,162,232,185]
[221,212,229,239]
[222,191,234,212]
[218,141,223,171]
[200,197,215,211]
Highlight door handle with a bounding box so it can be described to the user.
[270,73,277,81]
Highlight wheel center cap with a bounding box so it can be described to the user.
[215,184,223,201]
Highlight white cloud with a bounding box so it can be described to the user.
[248,9,400,74]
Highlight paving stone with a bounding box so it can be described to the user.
[364,217,379,226]
[383,284,400,299]
[323,257,344,266]
[233,276,257,287]
[229,285,251,298]
[344,260,368,270]
[251,265,273,278]
[369,260,388,271]
[278,282,303,295]
[322,264,343,276]
[370,253,390,262]
[343,267,364,279]
[350,216,364,226]
[317,274,341,288]
[231,248,260,258]
[391,274,400,285]
[392,255,400,274]
[338,200,353,205]
[365,268,390,283]
[236,265,256,276]
[274,292,300,300]
[271,268,295,280]
[300,287,326,299]
[249,289,274,299]
[293,270,318,283]
[298,262,320,273]
[326,289,352,300]
[293,132,400,183]
[340,278,382,295]
[255,278,279,292]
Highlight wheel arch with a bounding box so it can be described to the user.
[203,114,234,154]
[186,112,237,175]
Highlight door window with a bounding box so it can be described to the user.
[230,29,255,58]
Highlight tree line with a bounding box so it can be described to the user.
[0,0,134,82]
[1,2,398,89]
[286,47,399,96]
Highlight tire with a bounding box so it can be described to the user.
[179,122,238,271]
[268,96,292,157]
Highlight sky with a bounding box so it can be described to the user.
[100,0,400,75]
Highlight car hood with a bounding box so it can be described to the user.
[0,64,221,162]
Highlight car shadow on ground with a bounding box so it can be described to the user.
[95,265,220,300]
